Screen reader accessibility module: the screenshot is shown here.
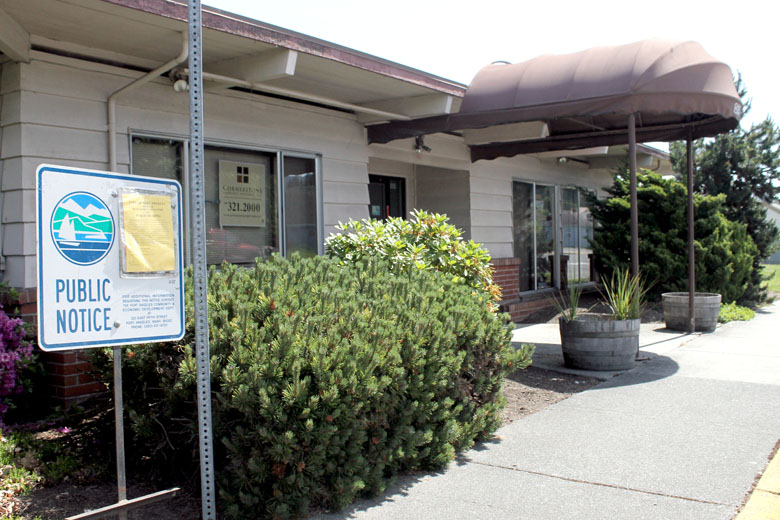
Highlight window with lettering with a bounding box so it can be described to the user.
[132,137,280,265]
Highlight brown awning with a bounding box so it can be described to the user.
[367,39,742,162]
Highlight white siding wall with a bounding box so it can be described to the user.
[368,136,614,260]
[415,165,471,238]
[2,51,372,288]
[3,50,620,289]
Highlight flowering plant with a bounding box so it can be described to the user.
[326,210,502,308]
[0,305,32,429]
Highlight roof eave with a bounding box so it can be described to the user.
[99,0,467,97]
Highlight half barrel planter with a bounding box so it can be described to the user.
[662,292,721,333]
[559,315,639,371]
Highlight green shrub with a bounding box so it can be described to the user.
[326,210,501,305]
[91,255,532,518]
[718,302,755,323]
[588,169,758,303]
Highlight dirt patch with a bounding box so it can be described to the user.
[501,366,601,425]
[14,482,201,519]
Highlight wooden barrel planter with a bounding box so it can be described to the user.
[662,292,721,333]
[559,315,639,371]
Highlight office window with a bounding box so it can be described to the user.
[132,136,320,264]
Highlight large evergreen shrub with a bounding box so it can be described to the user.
[589,169,758,302]
[92,255,531,519]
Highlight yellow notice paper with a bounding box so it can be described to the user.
[120,192,175,273]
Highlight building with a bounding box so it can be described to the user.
[763,203,780,264]
[0,0,667,403]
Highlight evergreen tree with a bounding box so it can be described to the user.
[670,79,780,303]
[588,170,756,303]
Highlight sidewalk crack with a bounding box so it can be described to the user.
[470,460,731,507]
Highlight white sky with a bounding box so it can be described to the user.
[205,0,777,131]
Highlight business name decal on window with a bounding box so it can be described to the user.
[218,160,266,227]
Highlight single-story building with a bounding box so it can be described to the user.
[764,202,780,264]
[0,0,668,403]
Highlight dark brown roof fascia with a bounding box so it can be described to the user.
[469,116,738,162]
[100,0,466,97]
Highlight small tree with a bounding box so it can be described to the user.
[588,169,757,303]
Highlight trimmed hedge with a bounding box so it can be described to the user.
[92,255,532,519]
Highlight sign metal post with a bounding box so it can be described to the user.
[187,1,217,519]
[36,166,185,519]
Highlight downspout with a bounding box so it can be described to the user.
[107,33,189,171]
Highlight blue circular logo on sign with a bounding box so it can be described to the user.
[50,192,115,265]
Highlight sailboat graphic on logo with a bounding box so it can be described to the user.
[57,214,80,246]
[51,192,115,265]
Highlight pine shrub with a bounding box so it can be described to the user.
[91,255,532,519]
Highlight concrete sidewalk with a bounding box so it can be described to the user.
[315,302,780,519]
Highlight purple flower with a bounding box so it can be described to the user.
[0,306,32,431]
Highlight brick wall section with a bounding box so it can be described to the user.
[492,257,557,323]
[14,288,38,325]
[11,289,106,406]
[499,293,555,322]
[44,350,105,403]
[491,257,521,302]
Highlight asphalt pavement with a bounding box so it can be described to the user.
[314,301,780,519]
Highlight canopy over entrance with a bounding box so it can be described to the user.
[367,39,742,162]
[368,39,742,334]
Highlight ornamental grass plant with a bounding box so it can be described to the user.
[600,268,648,320]
[549,284,585,322]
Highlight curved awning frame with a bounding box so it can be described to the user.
[366,39,743,334]
[367,39,742,163]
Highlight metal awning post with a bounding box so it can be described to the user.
[628,113,639,278]
[687,130,696,333]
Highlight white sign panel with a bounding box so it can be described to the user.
[36,165,185,351]
[218,160,265,227]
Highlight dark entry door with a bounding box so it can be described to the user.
[368,175,406,220]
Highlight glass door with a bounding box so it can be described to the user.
[368,175,406,220]
[513,180,557,292]
[535,184,555,289]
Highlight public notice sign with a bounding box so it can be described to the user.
[36,165,185,351]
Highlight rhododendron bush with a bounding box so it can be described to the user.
[0,306,32,429]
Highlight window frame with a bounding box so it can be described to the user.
[512,178,596,295]
[129,130,324,262]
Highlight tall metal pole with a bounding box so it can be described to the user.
[628,113,639,278]
[113,346,127,520]
[187,1,216,519]
[687,130,696,333]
